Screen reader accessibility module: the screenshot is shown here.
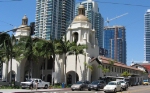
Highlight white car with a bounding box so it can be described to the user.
[118,80,128,90]
[21,78,49,89]
[103,81,122,93]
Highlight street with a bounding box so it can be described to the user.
[0,85,150,93]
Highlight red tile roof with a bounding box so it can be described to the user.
[91,56,144,72]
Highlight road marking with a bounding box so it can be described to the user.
[124,87,150,93]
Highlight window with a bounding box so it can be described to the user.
[39,80,42,82]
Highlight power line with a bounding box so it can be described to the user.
[78,0,150,8]
[0,0,22,2]
[97,1,150,8]
[0,20,15,27]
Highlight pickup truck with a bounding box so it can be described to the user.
[21,78,49,89]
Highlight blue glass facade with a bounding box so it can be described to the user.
[75,1,104,47]
[144,9,150,62]
[104,26,126,64]
[35,0,75,40]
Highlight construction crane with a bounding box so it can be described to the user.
[106,13,128,26]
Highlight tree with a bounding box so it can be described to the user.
[55,37,72,84]
[15,36,38,79]
[33,38,53,81]
[108,59,115,72]
[0,33,16,85]
[84,62,93,80]
[0,46,9,81]
[98,65,109,76]
[121,71,131,77]
[70,42,87,82]
[108,60,114,66]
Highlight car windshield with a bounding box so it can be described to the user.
[119,81,125,83]
[76,81,83,84]
[108,82,116,85]
[26,80,32,82]
[91,81,99,84]
[143,80,148,82]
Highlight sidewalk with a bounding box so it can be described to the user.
[0,88,71,93]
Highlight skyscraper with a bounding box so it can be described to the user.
[104,26,126,64]
[144,9,150,63]
[75,0,104,47]
[35,0,75,40]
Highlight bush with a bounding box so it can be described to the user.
[0,85,21,89]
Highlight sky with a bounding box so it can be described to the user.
[0,0,150,66]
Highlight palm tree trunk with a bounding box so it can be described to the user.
[52,54,55,85]
[10,57,12,85]
[64,55,67,84]
[28,60,32,79]
[5,61,9,82]
[75,54,77,83]
[84,53,86,81]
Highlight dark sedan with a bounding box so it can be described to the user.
[71,81,90,91]
[88,80,106,91]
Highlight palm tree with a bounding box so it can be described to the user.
[0,46,9,81]
[98,65,109,77]
[55,37,72,84]
[0,33,16,85]
[108,59,115,73]
[70,42,87,82]
[84,62,93,80]
[15,36,38,79]
[121,71,131,77]
[33,38,52,80]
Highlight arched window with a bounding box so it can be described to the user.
[73,32,78,43]
[89,33,92,44]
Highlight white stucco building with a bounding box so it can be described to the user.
[1,6,146,85]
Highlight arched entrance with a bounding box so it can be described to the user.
[47,74,52,84]
[66,71,79,85]
[7,70,16,82]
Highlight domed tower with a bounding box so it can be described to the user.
[73,5,89,22]
[14,15,31,40]
[66,5,96,46]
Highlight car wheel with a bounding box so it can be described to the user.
[80,87,83,91]
[29,85,33,89]
[44,85,48,89]
[72,89,74,91]
[96,88,98,91]
[120,88,122,92]
[88,89,91,91]
[114,88,116,93]
[22,87,25,89]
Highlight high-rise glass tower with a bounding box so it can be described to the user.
[104,26,126,64]
[144,9,150,62]
[75,0,104,47]
[35,0,75,40]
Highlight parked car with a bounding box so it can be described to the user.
[134,82,139,86]
[118,80,128,90]
[103,81,122,93]
[143,80,149,85]
[71,81,90,91]
[88,80,106,91]
[21,78,49,89]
